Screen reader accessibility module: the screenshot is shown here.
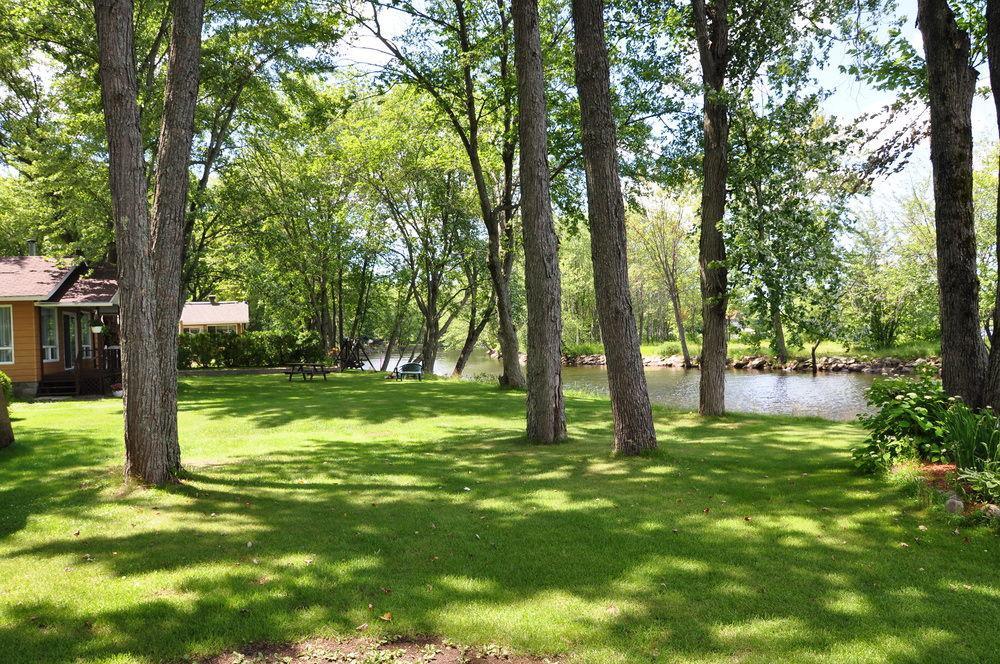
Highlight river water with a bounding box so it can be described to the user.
[368,349,874,421]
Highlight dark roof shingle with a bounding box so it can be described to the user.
[57,266,118,305]
[0,256,77,299]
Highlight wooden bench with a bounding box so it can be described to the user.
[394,362,423,381]
[284,363,333,381]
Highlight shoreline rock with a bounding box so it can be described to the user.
[488,347,940,376]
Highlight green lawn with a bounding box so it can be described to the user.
[0,374,996,663]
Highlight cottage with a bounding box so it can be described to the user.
[179,298,250,335]
[0,254,121,397]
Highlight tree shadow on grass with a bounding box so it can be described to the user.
[1,377,997,663]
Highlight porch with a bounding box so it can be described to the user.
[36,346,121,398]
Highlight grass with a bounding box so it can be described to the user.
[641,340,941,362]
[1,374,997,663]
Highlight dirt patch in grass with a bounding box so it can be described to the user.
[199,636,561,664]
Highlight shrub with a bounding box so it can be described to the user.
[657,341,684,357]
[958,463,1000,503]
[563,342,603,359]
[942,404,1000,504]
[177,331,325,369]
[945,403,1000,473]
[853,369,951,473]
[0,370,11,402]
[852,435,915,475]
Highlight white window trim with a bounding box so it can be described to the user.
[0,304,13,365]
[80,314,93,359]
[64,312,77,369]
[40,308,59,363]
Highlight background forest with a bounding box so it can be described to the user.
[1,0,996,369]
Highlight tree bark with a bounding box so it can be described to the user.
[0,388,13,450]
[665,269,691,367]
[487,227,526,388]
[770,293,787,364]
[514,0,567,444]
[918,0,988,406]
[983,0,1000,409]
[692,0,729,416]
[95,0,203,485]
[453,296,495,377]
[381,283,414,372]
[571,0,656,455]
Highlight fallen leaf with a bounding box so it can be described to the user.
[355,623,368,632]
[380,612,392,622]
[899,542,909,548]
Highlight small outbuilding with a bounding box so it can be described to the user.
[179,298,250,335]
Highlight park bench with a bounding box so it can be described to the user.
[394,362,423,381]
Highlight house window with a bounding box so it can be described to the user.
[0,305,12,364]
[40,308,59,362]
[182,326,204,335]
[208,325,237,334]
[80,313,93,359]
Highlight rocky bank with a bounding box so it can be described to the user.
[564,352,940,376]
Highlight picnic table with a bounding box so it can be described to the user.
[284,362,334,382]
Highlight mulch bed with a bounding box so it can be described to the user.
[198,636,561,664]
[919,463,958,494]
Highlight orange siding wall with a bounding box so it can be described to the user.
[2,301,40,383]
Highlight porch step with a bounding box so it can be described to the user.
[36,380,77,397]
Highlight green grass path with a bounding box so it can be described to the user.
[0,374,996,663]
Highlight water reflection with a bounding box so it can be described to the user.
[368,349,873,421]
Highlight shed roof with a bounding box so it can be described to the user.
[180,301,250,326]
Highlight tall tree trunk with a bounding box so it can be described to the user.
[336,261,345,347]
[94,0,204,485]
[572,0,656,455]
[770,293,787,364]
[422,317,440,373]
[487,233,526,388]
[983,0,1000,408]
[0,388,13,450]
[667,278,692,367]
[692,0,729,416]
[514,0,566,443]
[453,297,495,377]
[381,283,414,372]
[918,0,988,406]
